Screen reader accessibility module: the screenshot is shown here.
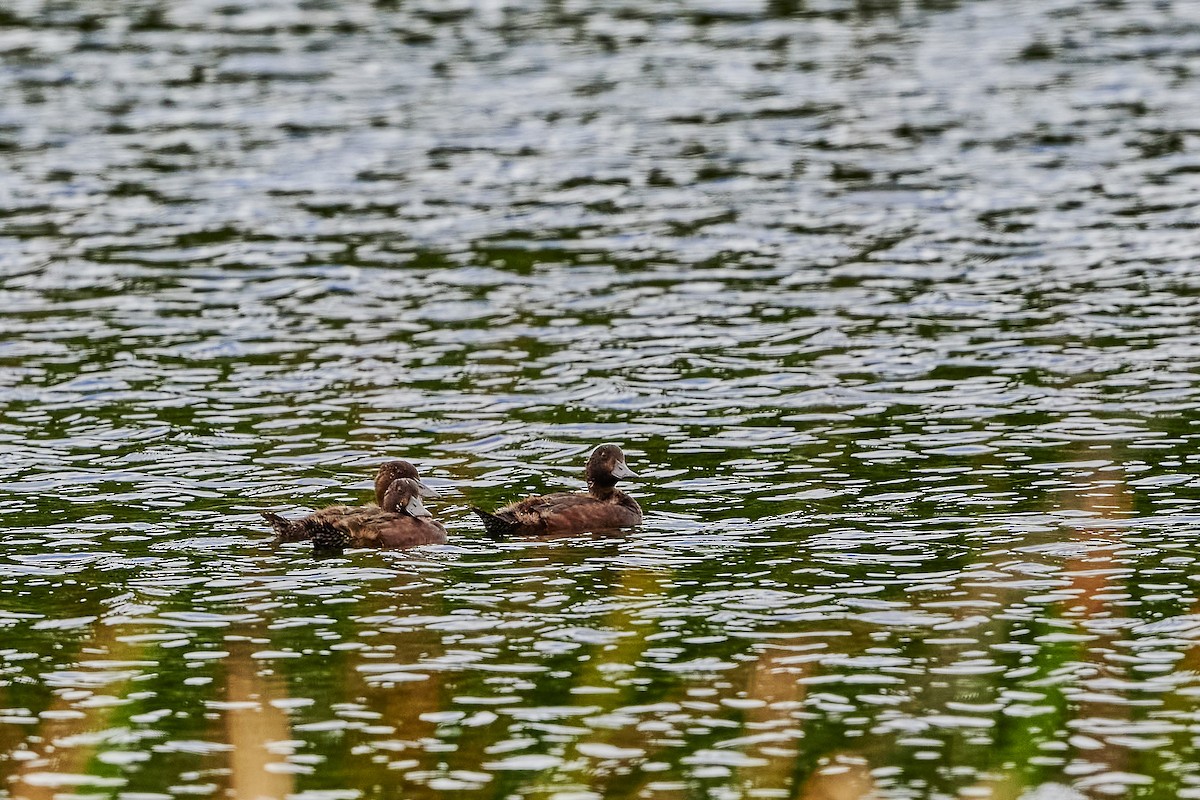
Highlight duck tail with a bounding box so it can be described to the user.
[472,507,516,539]
[261,511,307,543]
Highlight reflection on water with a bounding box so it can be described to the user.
[4,0,1200,798]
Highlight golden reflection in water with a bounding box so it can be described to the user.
[969,454,1134,800]
[347,573,449,795]
[357,631,447,793]
[767,656,880,800]
[1058,459,1133,799]
[10,618,138,800]
[732,647,809,797]
[223,637,294,800]
[795,757,880,800]
[594,564,683,796]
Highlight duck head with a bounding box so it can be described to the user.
[374,460,439,505]
[586,443,637,489]
[382,478,433,518]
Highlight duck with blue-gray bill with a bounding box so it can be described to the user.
[472,444,642,537]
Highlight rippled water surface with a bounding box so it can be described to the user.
[4,1,1200,798]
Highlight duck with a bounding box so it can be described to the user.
[472,443,642,537]
[263,477,447,551]
[261,460,441,546]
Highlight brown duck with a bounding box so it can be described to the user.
[472,443,642,537]
[262,461,444,550]
[263,477,447,551]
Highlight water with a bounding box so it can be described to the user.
[3,0,1200,797]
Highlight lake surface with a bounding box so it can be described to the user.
[3,1,1200,798]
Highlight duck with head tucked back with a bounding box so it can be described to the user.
[472,443,642,537]
[261,461,443,548]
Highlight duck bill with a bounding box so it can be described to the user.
[416,479,440,498]
[610,461,637,479]
[405,495,433,518]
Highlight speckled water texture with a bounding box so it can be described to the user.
[3,1,1200,798]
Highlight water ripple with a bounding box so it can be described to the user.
[5,0,1200,797]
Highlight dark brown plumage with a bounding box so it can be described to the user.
[472,443,643,537]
